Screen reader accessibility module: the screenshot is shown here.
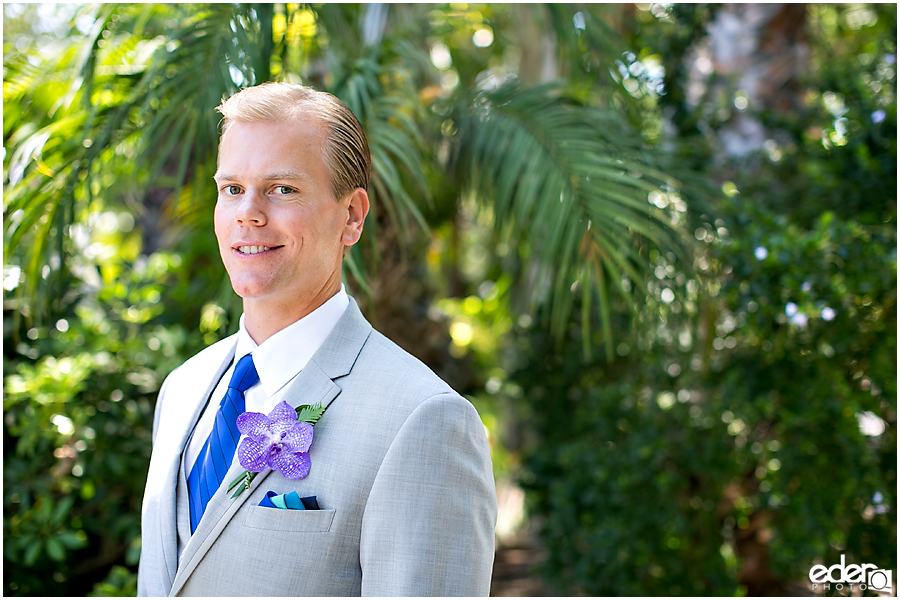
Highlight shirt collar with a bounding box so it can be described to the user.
[234,285,350,397]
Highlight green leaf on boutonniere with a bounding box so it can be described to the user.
[295,403,325,426]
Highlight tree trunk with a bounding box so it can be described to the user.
[701,3,809,157]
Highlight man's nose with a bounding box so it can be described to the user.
[235,190,267,225]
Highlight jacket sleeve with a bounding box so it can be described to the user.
[138,370,174,597]
[359,393,497,596]
[150,368,175,448]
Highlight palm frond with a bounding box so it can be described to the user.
[545,4,626,79]
[4,4,277,321]
[455,82,687,359]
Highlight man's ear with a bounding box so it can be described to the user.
[341,187,369,249]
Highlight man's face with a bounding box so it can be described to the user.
[213,118,348,311]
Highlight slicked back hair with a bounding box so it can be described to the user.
[216,82,370,201]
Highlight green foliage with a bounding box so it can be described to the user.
[514,3,896,595]
[517,344,738,595]
[88,565,138,597]
[4,249,191,594]
[453,82,684,358]
[744,4,896,228]
[515,203,895,595]
[710,203,896,580]
[295,403,326,426]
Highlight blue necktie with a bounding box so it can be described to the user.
[187,353,259,533]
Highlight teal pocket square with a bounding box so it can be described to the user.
[259,491,319,510]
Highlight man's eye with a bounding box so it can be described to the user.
[275,186,295,195]
[225,185,242,195]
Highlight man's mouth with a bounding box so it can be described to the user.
[236,245,282,255]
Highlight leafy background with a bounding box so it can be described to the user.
[3,3,895,596]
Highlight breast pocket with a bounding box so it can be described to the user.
[243,506,336,532]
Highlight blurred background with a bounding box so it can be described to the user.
[3,3,896,596]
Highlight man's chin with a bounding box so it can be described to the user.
[229,280,302,304]
[227,280,274,300]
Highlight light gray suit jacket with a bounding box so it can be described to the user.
[137,299,497,596]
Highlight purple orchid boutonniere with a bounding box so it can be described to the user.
[227,401,326,499]
[238,401,314,478]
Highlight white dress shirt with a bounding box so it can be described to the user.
[184,285,349,472]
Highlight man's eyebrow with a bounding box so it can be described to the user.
[263,170,310,181]
[213,171,309,182]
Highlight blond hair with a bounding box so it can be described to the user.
[216,83,370,201]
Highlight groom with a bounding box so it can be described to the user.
[137,83,497,596]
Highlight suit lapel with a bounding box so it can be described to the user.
[169,299,372,596]
[306,297,373,381]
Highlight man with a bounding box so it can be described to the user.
[137,83,497,596]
